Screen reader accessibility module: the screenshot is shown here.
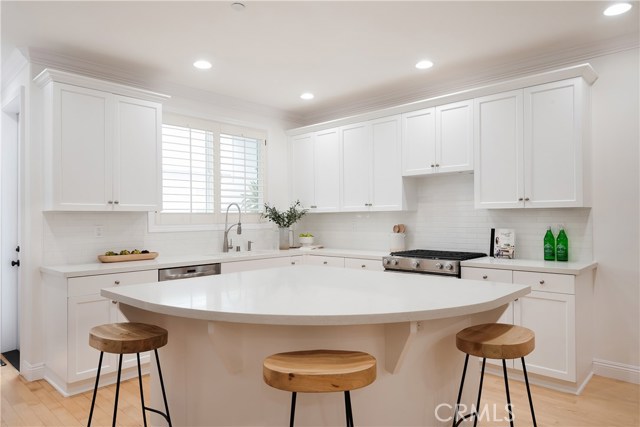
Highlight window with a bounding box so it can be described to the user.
[150,114,267,230]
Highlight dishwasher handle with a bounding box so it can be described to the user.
[158,263,221,281]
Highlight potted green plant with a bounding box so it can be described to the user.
[262,201,308,249]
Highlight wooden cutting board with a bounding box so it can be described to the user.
[97,252,159,263]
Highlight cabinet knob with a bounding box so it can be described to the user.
[111,300,117,304]
[114,200,119,205]
[108,200,113,204]
[524,197,530,201]
[539,280,545,285]
[435,164,440,167]
[114,280,120,285]
[361,265,366,268]
[291,261,296,265]
[323,261,328,265]
[310,205,317,209]
[518,197,523,201]
[430,164,435,168]
[482,275,488,279]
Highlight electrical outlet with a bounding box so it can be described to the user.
[95,225,104,238]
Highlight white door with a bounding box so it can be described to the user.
[370,115,402,210]
[341,122,371,211]
[474,90,525,209]
[113,96,162,211]
[291,133,315,209]
[401,108,436,176]
[313,128,340,212]
[436,100,473,173]
[524,78,583,208]
[1,97,20,354]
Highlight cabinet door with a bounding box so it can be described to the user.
[314,128,341,212]
[436,100,473,173]
[524,78,585,208]
[474,90,525,209]
[401,108,436,176]
[514,291,576,381]
[52,83,112,210]
[304,256,345,268]
[291,133,315,210]
[344,257,384,271]
[67,295,115,382]
[341,122,371,211]
[113,96,162,211]
[370,115,403,211]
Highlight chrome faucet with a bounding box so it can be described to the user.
[223,203,242,253]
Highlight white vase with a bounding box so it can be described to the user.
[278,227,290,250]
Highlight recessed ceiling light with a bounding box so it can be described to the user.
[415,60,434,70]
[231,2,246,11]
[603,3,632,16]
[193,60,212,70]
[300,92,315,100]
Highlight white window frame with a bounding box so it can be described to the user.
[148,114,270,232]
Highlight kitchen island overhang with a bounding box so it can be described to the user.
[103,265,530,426]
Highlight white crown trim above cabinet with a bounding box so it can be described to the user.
[474,77,591,209]
[35,69,168,212]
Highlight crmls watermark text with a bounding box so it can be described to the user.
[435,403,515,423]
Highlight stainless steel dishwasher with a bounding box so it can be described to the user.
[158,263,221,281]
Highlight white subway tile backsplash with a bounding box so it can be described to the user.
[42,174,592,265]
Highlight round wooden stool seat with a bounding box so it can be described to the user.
[263,349,377,393]
[89,322,168,354]
[456,323,535,360]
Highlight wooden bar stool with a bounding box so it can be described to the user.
[263,349,376,427]
[87,322,172,427]
[452,323,537,427]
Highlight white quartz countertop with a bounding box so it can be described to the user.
[102,265,530,326]
[40,248,388,278]
[461,257,597,275]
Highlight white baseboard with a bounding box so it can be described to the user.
[593,358,640,384]
[20,359,45,382]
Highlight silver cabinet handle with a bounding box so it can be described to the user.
[539,280,545,285]
[114,280,120,285]
[482,275,488,279]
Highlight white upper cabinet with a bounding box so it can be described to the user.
[401,100,473,176]
[341,122,372,211]
[36,69,167,211]
[474,77,590,209]
[474,90,525,209]
[401,108,436,175]
[291,129,340,212]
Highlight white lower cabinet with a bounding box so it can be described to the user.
[221,256,302,273]
[303,255,345,268]
[43,269,157,395]
[461,266,593,389]
[344,257,385,271]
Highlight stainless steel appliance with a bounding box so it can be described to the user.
[382,250,486,277]
[158,263,221,281]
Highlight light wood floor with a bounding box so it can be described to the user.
[1,355,638,426]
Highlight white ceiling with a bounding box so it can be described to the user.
[2,1,639,123]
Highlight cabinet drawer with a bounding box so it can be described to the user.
[305,255,345,268]
[461,267,512,283]
[344,258,384,271]
[68,270,158,297]
[513,271,575,295]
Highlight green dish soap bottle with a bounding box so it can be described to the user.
[544,226,555,261]
[556,225,569,262]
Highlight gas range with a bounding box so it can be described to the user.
[382,249,487,277]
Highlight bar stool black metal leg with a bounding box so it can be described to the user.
[289,392,297,427]
[521,357,538,427]
[502,359,514,427]
[472,358,487,427]
[154,349,173,427]
[136,353,148,427]
[112,354,123,427]
[87,351,104,427]
[344,390,354,427]
[452,353,469,427]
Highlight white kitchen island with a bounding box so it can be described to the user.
[102,265,530,426]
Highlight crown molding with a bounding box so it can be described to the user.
[300,32,639,125]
